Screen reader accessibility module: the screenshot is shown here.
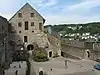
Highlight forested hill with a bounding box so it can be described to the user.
[45,22,100,35]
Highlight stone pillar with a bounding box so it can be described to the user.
[58,49,61,56]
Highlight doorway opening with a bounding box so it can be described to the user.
[49,51,52,57]
[85,50,91,59]
[39,71,43,75]
[61,51,64,57]
[87,51,90,58]
[27,44,34,50]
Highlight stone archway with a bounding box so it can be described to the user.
[27,44,34,51]
[85,50,91,59]
[39,68,44,75]
[39,71,43,75]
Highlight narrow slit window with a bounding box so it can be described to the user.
[18,22,22,27]
[39,23,42,31]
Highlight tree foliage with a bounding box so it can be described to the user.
[47,22,100,36]
[33,47,49,62]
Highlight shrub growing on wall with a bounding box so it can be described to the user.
[33,47,49,62]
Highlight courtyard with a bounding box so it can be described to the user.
[4,57,100,75]
[30,57,100,75]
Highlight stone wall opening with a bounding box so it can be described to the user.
[39,71,43,75]
[61,51,64,57]
[85,50,91,59]
[49,51,52,57]
[87,51,90,58]
[39,68,44,75]
[27,44,34,50]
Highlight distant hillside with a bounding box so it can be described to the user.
[45,22,100,41]
[45,22,100,35]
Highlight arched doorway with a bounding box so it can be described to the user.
[27,44,34,50]
[39,71,43,75]
[49,51,52,57]
[39,68,44,75]
[85,50,91,59]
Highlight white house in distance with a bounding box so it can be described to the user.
[9,3,61,58]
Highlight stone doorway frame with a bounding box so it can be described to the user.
[48,50,53,58]
[85,49,91,59]
[27,44,34,51]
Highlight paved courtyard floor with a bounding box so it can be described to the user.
[4,57,100,75]
[31,57,100,75]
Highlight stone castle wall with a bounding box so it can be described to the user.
[61,40,100,60]
[47,33,61,56]
[61,40,85,48]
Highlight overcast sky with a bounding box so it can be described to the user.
[0,0,100,25]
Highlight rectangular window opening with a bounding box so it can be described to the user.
[25,21,28,30]
[31,13,34,17]
[31,22,34,26]
[24,36,27,42]
[18,13,22,17]
[18,22,22,27]
[39,23,42,31]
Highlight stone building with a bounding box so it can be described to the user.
[47,33,61,57]
[0,16,13,75]
[44,25,61,57]
[9,3,61,58]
